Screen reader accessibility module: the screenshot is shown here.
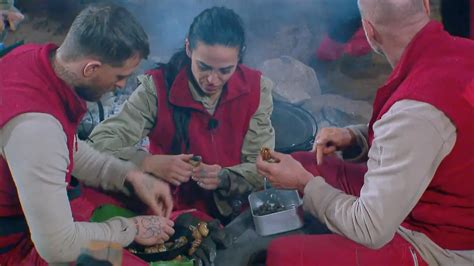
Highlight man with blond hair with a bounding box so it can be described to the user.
[257,0,474,265]
[0,4,174,265]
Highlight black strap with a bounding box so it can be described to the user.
[0,216,27,254]
[67,179,82,201]
[0,40,24,58]
[0,216,28,236]
[0,240,23,254]
[0,182,82,237]
[0,182,82,255]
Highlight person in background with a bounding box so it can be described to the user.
[88,6,275,222]
[0,0,24,32]
[315,0,371,61]
[0,4,174,265]
[257,0,474,265]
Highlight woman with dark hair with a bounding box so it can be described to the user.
[89,6,275,220]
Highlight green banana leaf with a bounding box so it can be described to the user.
[90,204,136,222]
[149,258,194,266]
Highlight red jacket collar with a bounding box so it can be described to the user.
[368,21,449,145]
[169,65,252,111]
[370,21,446,122]
[384,21,445,85]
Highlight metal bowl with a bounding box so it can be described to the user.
[248,188,304,236]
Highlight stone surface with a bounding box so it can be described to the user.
[260,56,321,105]
[306,93,372,121]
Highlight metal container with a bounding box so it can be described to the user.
[248,188,304,236]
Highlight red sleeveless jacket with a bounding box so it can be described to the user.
[147,65,261,214]
[0,44,86,249]
[368,22,474,250]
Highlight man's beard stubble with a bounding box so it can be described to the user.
[51,54,104,102]
[74,85,102,102]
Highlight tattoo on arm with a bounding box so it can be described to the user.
[134,217,162,239]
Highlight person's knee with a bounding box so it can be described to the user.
[290,151,317,168]
[266,236,301,265]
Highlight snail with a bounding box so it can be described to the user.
[189,155,202,167]
[197,222,209,237]
[188,238,202,256]
[260,147,272,161]
[144,243,167,253]
[189,225,202,240]
[260,147,280,163]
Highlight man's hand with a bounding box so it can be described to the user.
[0,8,24,31]
[256,150,315,192]
[312,127,356,165]
[130,216,175,246]
[126,170,173,217]
[141,154,193,186]
[192,163,222,190]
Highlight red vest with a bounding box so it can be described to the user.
[0,44,86,248]
[147,65,261,214]
[368,22,474,250]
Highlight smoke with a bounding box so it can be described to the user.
[124,0,337,67]
[83,0,374,145]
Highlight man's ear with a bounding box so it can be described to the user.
[422,0,431,16]
[185,38,192,58]
[83,60,102,78]
[362,19,379,43]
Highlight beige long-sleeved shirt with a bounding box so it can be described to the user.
[0,113,138,263]
[88,73,275,216]
[0,0,13,10]
[303,100,474,265]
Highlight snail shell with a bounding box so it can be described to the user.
[190,225,202,240]
[188,238,202,256]
[197,222,209,237]
[260,147,272,161]
[189,155,202,167]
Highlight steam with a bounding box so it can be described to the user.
[123,0,359,66]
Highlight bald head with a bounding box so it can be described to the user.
[358,0,428,28]
[358,0,430,67]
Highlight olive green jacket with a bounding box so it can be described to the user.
[88,73,275,216]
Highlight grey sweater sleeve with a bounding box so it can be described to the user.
[0,113,136,263]
[344,124,369,162]
[302,100,456,249]
[72,139,136,192]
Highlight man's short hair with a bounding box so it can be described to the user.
[62,4,149,66]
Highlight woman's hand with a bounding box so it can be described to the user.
[142,154,194,186]
[191,163,223,190]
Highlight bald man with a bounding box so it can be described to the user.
[257,0,474,265]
